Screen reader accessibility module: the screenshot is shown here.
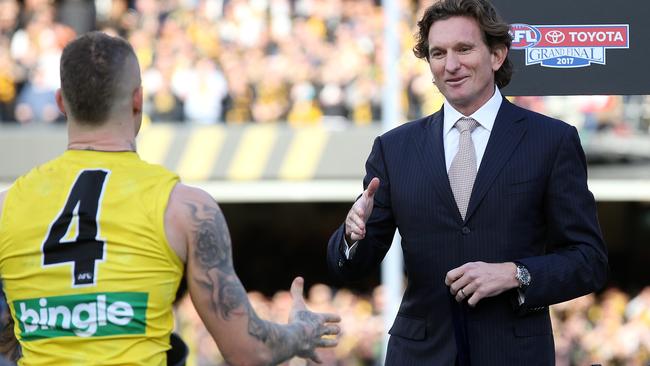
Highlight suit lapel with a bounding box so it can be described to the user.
[414,109,462,220]
[465,99,527,222]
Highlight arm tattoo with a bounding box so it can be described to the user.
[186,203,232,273]
[186,202,244,319]
[186,201,313,364]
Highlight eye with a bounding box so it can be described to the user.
[430,50,444,59]
[458,46,472,54]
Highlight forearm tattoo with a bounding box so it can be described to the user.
[186,201,313,364]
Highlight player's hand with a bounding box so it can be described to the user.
[345,177,380,243]
[288,277,341,363]
[445,262,519,307]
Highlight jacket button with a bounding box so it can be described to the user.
[338,259,344,268]
[461,227,471,235]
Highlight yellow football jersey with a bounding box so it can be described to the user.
[0,150,184,365]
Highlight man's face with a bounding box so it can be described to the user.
[427,16,506,116]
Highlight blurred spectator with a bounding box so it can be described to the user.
[287,80,322,126]
[146,77,185,122]
[251,60,291,123]
[346,75,381,125]
[96,0,136,37]
[0,0,20,122]
[0,0,20,37]
[56,0,96,35]
[14,64,61,124]
[175,57,228,124]
[0,42,17,123]
[222,69,254,123]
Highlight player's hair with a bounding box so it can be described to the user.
[60,31,138,125]
[413,0,513,88]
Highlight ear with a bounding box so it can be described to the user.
[55,89,67,117]
[490,44,508,72]
[132,86,144,136]
[132,86,143,116]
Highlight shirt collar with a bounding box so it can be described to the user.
[443,86,503,135]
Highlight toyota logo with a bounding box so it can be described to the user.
[545,30,565,44]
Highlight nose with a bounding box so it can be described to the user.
[445,52,461,72]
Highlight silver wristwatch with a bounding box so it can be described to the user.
[515,264,531,289]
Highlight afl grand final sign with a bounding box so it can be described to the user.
[491,0,650,95]
[510,24,629,68]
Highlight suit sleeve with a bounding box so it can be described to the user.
[327,136,397,283]
[516,126,608,309]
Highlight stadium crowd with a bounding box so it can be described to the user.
[174,284,650,365]
[1,0,650,132]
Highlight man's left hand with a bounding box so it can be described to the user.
[445,262,519,306]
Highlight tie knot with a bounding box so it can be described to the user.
[455,117,479,133]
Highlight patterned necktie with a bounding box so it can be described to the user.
[448,117,480,221]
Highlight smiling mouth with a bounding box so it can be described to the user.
[446,76,468,86]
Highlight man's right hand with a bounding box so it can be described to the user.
[345,177,380,243]
[288,277,341,363]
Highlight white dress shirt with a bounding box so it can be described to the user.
[442,87,502,172]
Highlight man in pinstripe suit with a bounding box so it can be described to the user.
[327,0,608,365]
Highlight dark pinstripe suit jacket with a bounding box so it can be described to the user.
[327,99,608,365]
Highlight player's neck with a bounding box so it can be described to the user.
[68,122,137,152]
[67,141,136,152]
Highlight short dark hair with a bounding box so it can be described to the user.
[60,31,137,125]
[413,0,513,89]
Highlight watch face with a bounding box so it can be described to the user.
[517,266,531,287]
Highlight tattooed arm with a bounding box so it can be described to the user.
[165,184,340,366]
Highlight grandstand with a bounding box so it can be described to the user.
[1,0,649,365]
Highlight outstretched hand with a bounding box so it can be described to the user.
[345,177,380,243]
[288,277,341,363]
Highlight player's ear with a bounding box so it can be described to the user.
[132,86,143,116]
[55,89,67,118]
[132,86,144,136]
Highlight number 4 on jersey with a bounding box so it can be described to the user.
[42,170,110,287]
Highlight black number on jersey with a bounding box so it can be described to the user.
[42,169,110,287]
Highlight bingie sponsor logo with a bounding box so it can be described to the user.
[509,24,629,68]
[14,292,148,340]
